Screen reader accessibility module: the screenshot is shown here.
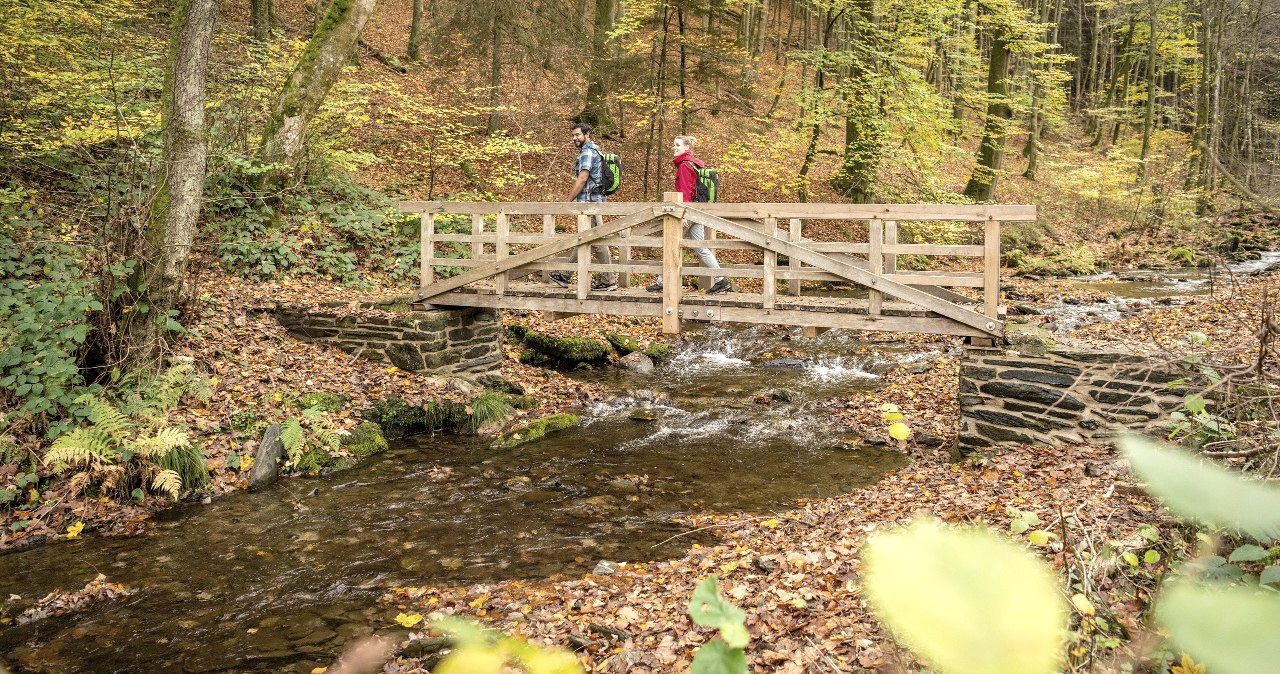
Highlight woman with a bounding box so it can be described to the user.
[647,135,731,294]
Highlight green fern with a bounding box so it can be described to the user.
[46,427,118,470]
[280,418,305,453]
[133,427,191,458]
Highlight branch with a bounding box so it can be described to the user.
[359,39,407,73]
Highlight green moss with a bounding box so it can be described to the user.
[476,373,519,393]
[490,413,580,449]
[230,410,261,432]
[343,421,388,458]
[519,349,554,367]
[642,342,672,362]
[1014,246,1097,277]
[504,394,540,410]
[368,396,427,439]
[507,323,531,341]
[606,333,641,355]
[298,391,345,412]
[522,331,611,368]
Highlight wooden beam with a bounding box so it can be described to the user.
[420,212,434,288]
[662,192,683,334]
[399,201,1039,222]
[984,220,1001,319]
[682,208,1002,336]
[413,207,663,302]
[869,218,883,316]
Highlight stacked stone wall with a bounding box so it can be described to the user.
[959,346,1187,453]
[272,303,502,375]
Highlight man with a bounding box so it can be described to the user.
[646,135,731,294]
[550,123,617,291]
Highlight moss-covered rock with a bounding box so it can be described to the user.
[606,333,641,355]
[642,342,672,362]
[344,421,389,458]
[490,413,580,449]
[522,331,612,367]
[507,323,531,341]
[298,391,346,412]
[476,373,521,394]
[504,394,541,410]
[367,396,428,439]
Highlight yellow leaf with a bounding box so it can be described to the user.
[209,377,220,387]
[888,422,911,441]
[791,597,808,609]
[65,521,85,539]
[311,668,327,674]
[1071,593,1095,616]
[761,518,780,529]
[240,455,254,472]
[1170,653,1206,674]
[395,612,423,628]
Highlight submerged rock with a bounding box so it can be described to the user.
[628,407,658,422]
[592,560,622,575]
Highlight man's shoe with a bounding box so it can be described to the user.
[707,278,732,295]
[591,280,618,292]
[548,272,571,288]
[645,282,663,292]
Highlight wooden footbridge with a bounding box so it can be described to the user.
[398,195,1036,339]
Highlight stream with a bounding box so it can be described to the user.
[0,327,923,674]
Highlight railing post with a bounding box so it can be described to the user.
[762,216,777,310]
[868,217,883,316]
[984,219,1001,320]
[884,220,898,274]
[419,212,434,289]
[789,218,803,297]
[495,213,509,296]
[576,213,590,299]
[662,192,684,334]
[541,214,554,283]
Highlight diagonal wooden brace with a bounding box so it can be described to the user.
[682,207,1002,336]
[414,206,665,303]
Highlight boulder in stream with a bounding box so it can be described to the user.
[490,413,581,449]
[619,351,654,373]
[248,423,284,492]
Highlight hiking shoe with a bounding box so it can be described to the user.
[645,282,663,293]
[591,279,618,292]
[707,278,732,295]
[548,272,571,288]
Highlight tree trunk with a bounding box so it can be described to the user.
[832,0,881,203]
[1138,0,1158,179]
[578,0,614,130]
[131,0,221,367]
[407,0,424,59]
[963,32,1012,202]
[487,6,503,135]
[259,0,378,188]
[251,0,274,40]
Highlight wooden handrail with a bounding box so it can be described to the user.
[408,200,1027,337]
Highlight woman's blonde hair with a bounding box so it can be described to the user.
[674,135,697,150]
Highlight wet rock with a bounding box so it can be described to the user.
[503,476,532,491]
[439,557,465,571]
[619,352,655,374]
[916,432,945,447]
[608,477,640,493]
[248,424,284,492]
[592,560,622,575]
[445,377,479,396]
[765,388,799,403]
[907,360,935,374]
[476,373,521,394]
[627,388,658,402]
[628,407,658,422]
[490,413,580,449]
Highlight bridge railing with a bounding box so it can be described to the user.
[397,196,1036,336]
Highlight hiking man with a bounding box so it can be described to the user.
[646,135,730,294]
[550,123,617,291]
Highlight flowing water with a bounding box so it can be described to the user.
[0,327,927,674]
[1037,252,1280,331]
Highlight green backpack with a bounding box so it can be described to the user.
[684,161,720,203]
[591,147,622,196]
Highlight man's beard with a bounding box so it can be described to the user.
[573,139,584,148]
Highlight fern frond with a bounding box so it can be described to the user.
[151,469,182,499]
[45,428,116,471]
[280,418,305,453]
[133,427,191,458]
[159,442,209,490]
[84,398,132,444]
[314,428,343,453]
